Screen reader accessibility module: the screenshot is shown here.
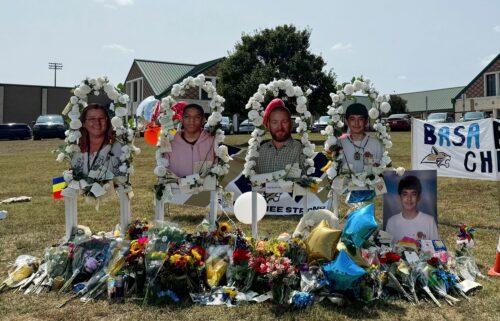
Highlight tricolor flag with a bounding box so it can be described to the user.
[52,176,66,199]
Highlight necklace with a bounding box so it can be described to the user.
[347,135,368,161]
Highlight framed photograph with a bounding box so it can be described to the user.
[382,169,439,241]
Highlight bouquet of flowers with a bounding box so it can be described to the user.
[228,231,253,292]
[59,238,112,293]
[155,241,205,300]
[126,218,153,240]
[263,255,298,305]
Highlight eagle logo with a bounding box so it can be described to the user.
[421,146,451,168]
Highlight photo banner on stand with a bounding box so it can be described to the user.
[411,118,500,181]
[169,145,332,214]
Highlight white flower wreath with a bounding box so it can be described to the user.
[243,79,315,186]
[57,76,139,198]
[153,74,229,199]
[322,76,394,191]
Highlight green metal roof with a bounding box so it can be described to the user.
[398,86,464,113]
[155,57,223,98]
[135,59,195,96]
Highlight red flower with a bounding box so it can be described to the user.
[233,249,250,264]
[385,252,401,263]
[427,257,439,267]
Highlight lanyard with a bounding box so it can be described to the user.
[87,142,106,174]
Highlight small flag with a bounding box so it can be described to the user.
[52,176,66,199]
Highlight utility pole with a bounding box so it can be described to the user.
[48,62,63,87]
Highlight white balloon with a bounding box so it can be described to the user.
[233,192,267,224]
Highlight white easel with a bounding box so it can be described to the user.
[154,187,218,231]
[63,186,131,241]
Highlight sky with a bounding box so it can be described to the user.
[0,0,499,94]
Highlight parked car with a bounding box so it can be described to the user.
[462,111,489,122]
[386,113,411,131]
[426,112,455,124]
[311,116,330,133]
[220,116,233,134]
[238,119,255,133]
[32,114,67,140]
[0,123,32,140]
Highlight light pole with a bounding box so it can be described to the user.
[48,62,63,87]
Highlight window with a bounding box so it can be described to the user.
[126,78,143,102]
[200,77,216,100]
[486,74,496,96]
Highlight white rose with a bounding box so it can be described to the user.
[294,86,303,96]
[153,166,167,177]
[103,83,114,94]
[254,92,264,102]
[172,84,181,96]
[395,167,405,176]
[353,80,362,91]
[118,164,128,173]
[118,94,130,104]
[304,111,311,118]
[70,96,79,104]
[368,108,379,119]
[296,96,307,106]
[303,147,314,157]
[380,102,391,114]
[108,91,120,101]
[296,104,307,114]
[285,86,295,97]
[327,136,337,146]
[114,107,127,117]
[331,94,340,103]
[370,92,377,99]
[385,140,393,148]
[344,84,354,96]
[63,170,73,182]
[93,90,100,96]
[74,88,86,99]
[336,121,344,128]
[251,101,260,110]
[376,95,384,103]
[324,125,334,135]
[70,119,82,130]
[253,116,263,127]
[331,114,341,122]
[111,116,123,128]
[207,115,218,126]
[80,84,92,94]
[248,109,260,120]
[56,153,65,162]
[68,110,80,121]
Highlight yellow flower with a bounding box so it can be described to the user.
[217,222,231,235]
[191,249,202,262]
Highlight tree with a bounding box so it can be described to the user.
[217,25,336,116]
[388,95,408,114]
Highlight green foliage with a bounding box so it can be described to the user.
[388,95,408,114]
[217,25,337,116]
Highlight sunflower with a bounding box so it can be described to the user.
[217,222,231,235]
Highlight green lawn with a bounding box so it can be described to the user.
[0,132,499,321]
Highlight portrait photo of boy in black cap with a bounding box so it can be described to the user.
[338,103,384,174]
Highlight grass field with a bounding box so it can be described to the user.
[0,132,499,321]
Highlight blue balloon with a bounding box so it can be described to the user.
[341,203,377,248]
[322,249,366,291]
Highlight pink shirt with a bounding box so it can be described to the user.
[165,130,216,177]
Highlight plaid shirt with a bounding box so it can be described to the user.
[254,138,304,174]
